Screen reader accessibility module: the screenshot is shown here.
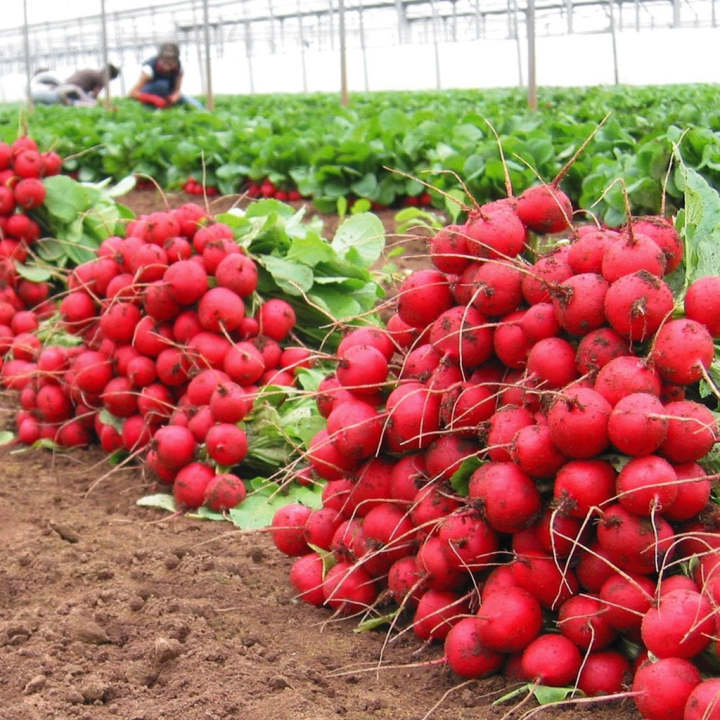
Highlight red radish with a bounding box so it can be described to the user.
[597,504,674,576]
[577,651,630,696]
[652,318,714,385]
[209,382,252,423]
[630,216,683,272]
[520,302,560,342]
[36,384,71,422]
[271,503,312,556]
[223,341,265,385]
[101,377,138,418]
[13,177,45,209]
[660,400,717,464]
[511,554,579,609]
[486,405,534,462]
[575,543,616,592]
[602,230,667,283]
[444,618,504,678]
[510,424,566,478]
[73,351,113,394]
[521,247,573,305]
[156,348,190,387]
[437,510,497,567]
[256,298,295,341]
[416,536,464,590]
[60,291,96,330]
[641,589,714,659]
[100,301,142,343]
[397,269,453,329]
[336,344,388,394]
[215,255,257,296]
[547,387,611,459]
[126,355,157,388]
[430,224,469,274]
[187,332,231,370]
[386,312,419,349]
[338,326,395,362]
[440,381,496,434]
[326,400,383,462]
[553,460,615,519]
[187,369,231,406]
[413,589,467,641]
[684,276,720,337]
[203,472,246,511]
[322,562,377,614]
[429,306,493,368]
[307,428,356,481]
[663,463,711,522]
[425,435,479,482]
[684,678,720,720]
[568,228,619,274]
[594,355,662,406]
[143,281,181,322]
[390,454,428,503]
[493,310,530,369]
[520,634,581,686]
[604,270,674,341]
[552,273,609,336]
[535,509,583,558]
[463,202,527,258]
[557,595,616,650]
[476,586,542,653]
[470,262,524,317]
[632,657,701,720]
[289,553,325,606]
[164,260,208,305]
[173,462,215,509]
[517,184,573,234]
[608,392,668,456]
[385,383,440,453]
[410,482,461,532]
[198,287,245,333]
[205,423,248,466]
[527,337,578,388]
[469,462,541,534]
[303,507,342,551]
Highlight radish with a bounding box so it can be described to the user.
[485,405,534,462]
[197,287,245,333]
[547,387,612,459]
[307,428,356,480]
[535,509,583,558]
[510,424,566,478]
[684,678,720,720]
[630,216,683,272]
[397,269,453,329]
[568,228,619,274]
[100,377,138,418]
[464,202,527,258]
[187,332,232,370]
[608,392,668,457]
[517,184,573,234]
[527,337,578,388]
[413,589,468,641]
[385,383,440,452]
[577,651,630,696]
[271,503,312,556]
[440,381,496,434]
[437,509,498,567]
[520,302,560,342]
[410,482,461,532]
[173,461,215,509]
[444,618,504,678]
[425,435,479,482]
[469,462,541,534]
[326,400,383,461]
[552,273,609,336]
[164,260,208,305]
[430,224,469,274]
[604,270,674,341]
[400,344,441,382]
[663,463,711,522]
[520,634,581,687]
[660,400,718,464]
[511,554,579,609]
[303,507,342,550]
[336,344,389,395]
[387,556,427,607]
[684,276,720,337]
[641,589,714,659]
[476,586,542,653]
[575,543,617,593]
[601,230,667,283]
[594,355,662,406]
[322,562,377,614]
[338,326,395,361]
[493,310,530,369]
[416,536,464,590]
[521,247,573,305]
[289,553,324,606]
[632,657,701,720]
[223,341,265,385]
[203,473,246,511]
[557,595,616,650]
[205,423,248,466]
[390,453,428,502]
[429,306,493,368]
[256,298,296,341]
[652,319,714,385]
[469,261,524,317]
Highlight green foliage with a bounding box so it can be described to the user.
[4,85,720,221]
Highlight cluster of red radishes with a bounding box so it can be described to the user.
[270,184,720,720]
[182,177,219,196]
[3,201,314,514]
[245,178,303,202]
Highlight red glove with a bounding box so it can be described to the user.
[136,92,167,108]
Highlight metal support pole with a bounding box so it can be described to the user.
[268,0,276,53]
[527,1,537,110]
[451,0,457,42]
[513,0,523,86]
[358,6,369,91]
[244,20,255,93]
[23,0,32,110]
[297,0,308,93]
[193,0,206,95]
[338,0,348,105]
[430,0,441,90]
[394,0,408,43]
[100,0,112,109]
[202,0,214,110]
[713,0,717,27]
[673,0,681,26]
[565,0,574,33]
[328,0,335,51]
[609,0,620,85]
[474,0,481,39]
[635,0,640,30]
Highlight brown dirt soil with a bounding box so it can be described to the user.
[1,191,640,720]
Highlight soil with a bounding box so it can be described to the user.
[1,190,640,720]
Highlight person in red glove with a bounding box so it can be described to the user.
[129,43,203,110]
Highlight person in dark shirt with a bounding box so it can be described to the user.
[64,63,120,100]
[129,42,203,109]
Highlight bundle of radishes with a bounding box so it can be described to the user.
[271,183,720,719]
[0,137,62,317]
[4,197,319,513]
